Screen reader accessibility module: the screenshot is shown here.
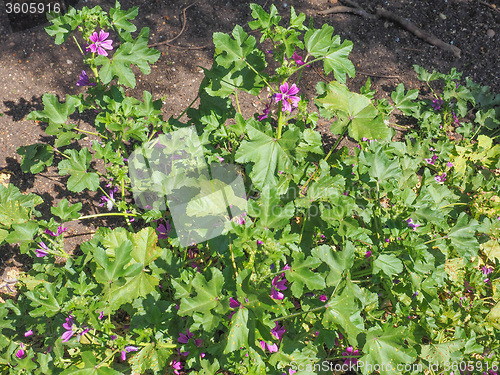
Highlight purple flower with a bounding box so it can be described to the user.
[15,343,25,359]
[271,322,286,341]
[194,338,203,347]
[431,97,444,111]
[76,70,96,87]
[291,52,309,67]
[452,111,460,125]
[365,250,372,259]
[407,218,420,231]
[61,315,75,342]
[99,186,118,211]
[45,225,68,237]
[260,340,278,353]
[434,173,447,184]
[274,82,300,112]
[482,266,494,275]
[35,241,49,257]
[88,30,113,56]
[110,335,117,340]
[178,328,194,344]
[425,154,438,165]
[447,161,454,168]
[283,369,297,375]
[120,346,138,361]
[172,360,183,375]
[25,330,33,337]
[177,348,189,357]
[229,297,241,309]
[271,275,287,300]
[216,155,224,162]
[342,346,360,365]
[157,220,172,239]
[319,294,328,302]
[98,311,104,320]
[258,106,270,121]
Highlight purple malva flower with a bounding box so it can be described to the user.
[425,154,438,165]
[98,311,104,320]
[177,348,189,357]
[178,328,193,344]
[25,330,33,337]
[61,315,75,342]
[120,346,138,361]
[271,322,286,341]
[291,52,309,67]
[447,162,453,168]
[319,294,328,302]
[157,220,172,239]
[99,186,118,211]
[482,266,494,275]
[45,225,68,237]
[271,275,287,300]
[172,360,183,375]
[283,369,297,375]
[260,340,278,353]
[431,97,444,111]
[15,343,25,359]
[76,70,96,87]
[407,218,420,231]
[258,106,270,121]
[365,250,372,259]
[342,346,360,365]
[274,82,300,112]
[434,173,447,184]
[88,30,113,56]
[229,297,241,309]
[35,241,49,257]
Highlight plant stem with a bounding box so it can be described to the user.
[175,94,199,121]
[75,212,137,221]
[72,35,85,56]
[439,202,467,209]
[273,304,328,322]
[229,233,238,278]
[234,89,242,115]
[244,60,274,93]
[74,127,107,139]
[53,148,71,159]
[423,235,448,245]
[96,349,119,369]
[277,103,284,139]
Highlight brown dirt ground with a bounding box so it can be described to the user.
[0,0,499,282]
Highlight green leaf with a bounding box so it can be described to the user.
[373,254,403,277]
[248,185,294,229]
[322,288,364,346]
[110,2,138,41]
[420,340,465,365]
[96,27,160,88]
[61,352,123,375]
[214,25,257,68]
[51,199,82,221]
[481,239,500,262]
[130,342,171,375]
[248,4,281,31]
[361,146,401,182]
[316,81,389,141]
[391,83,419,115]
[26,94,80,134]
[58,149,99,192]
[304,24,355,84]
[17,144,54,173]
[5,222,38,243]
[131,227,162,266]
[0,184,42,228]
[413,64,440,82]
[94,240,137,283]
[26,283,64,318]
[235,120,298,189]
[360,326,417,375]
[447,212,479,258]
[286,253,326,297]
[178,268,224,320]
[224,307,249,354]
[312,242,354,287]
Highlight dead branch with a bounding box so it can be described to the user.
[478,1,500,14]
[318,3,461,59]
[375,8,461,58]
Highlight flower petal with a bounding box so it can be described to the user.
[279,82,289,94]
[287,84,300,96]
[99,30,109,41]
[89,32,98,43]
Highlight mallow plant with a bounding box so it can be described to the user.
[1,2,500,374]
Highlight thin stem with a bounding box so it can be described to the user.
[423,235,448,245]
[53,148,71,159]
[175,94,199,121]
[74,127,107,139]
[244,60,274,93]
[439,203,467,209]
[72,35,85,56]
[75,212,137,221]
[272,304,327,322]
[96,349,120,369]
[277,103,284,139]
[229,233,238,277]
[292,56,324,75]
[234,90,242,115]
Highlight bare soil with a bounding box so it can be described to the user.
[0,0,498,273]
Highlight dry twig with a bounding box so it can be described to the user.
[148,2,199,48]
[478,1,500,14]
[318,2,461,58]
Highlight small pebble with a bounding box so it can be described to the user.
[487,29,495,38]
